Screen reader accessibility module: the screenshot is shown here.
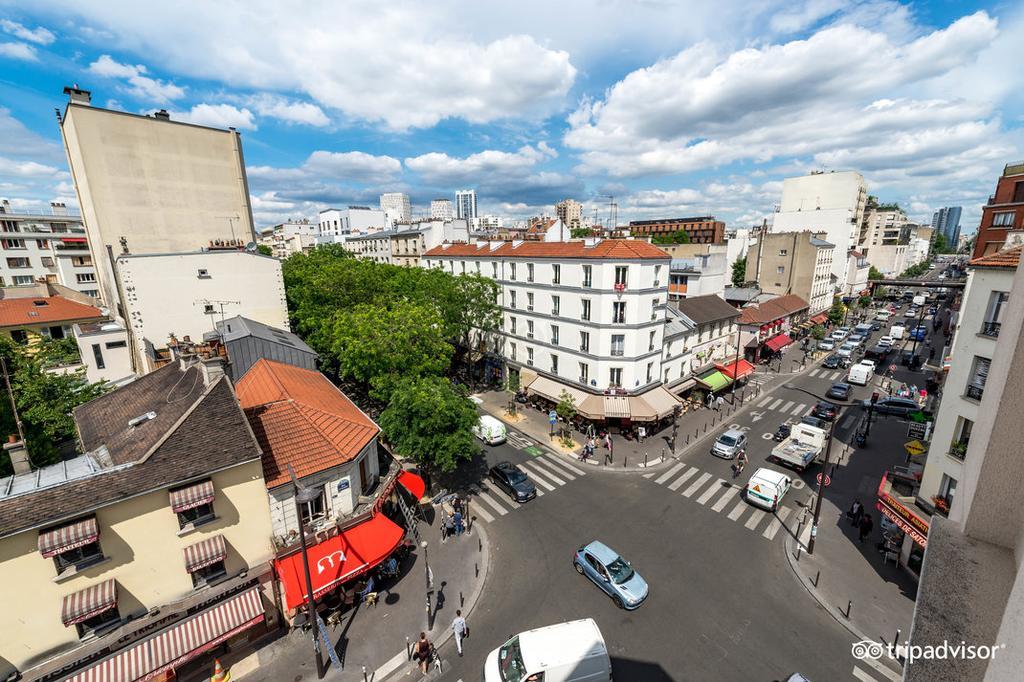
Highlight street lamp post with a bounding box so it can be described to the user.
[422,540,432,629]
[731,324,742,404]
[908,300,928,368]
[289,466,327,679]
[807,418,837,556]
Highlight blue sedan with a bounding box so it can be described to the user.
[573,540,649,609]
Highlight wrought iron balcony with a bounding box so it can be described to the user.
[980,321,1001,338]
[965,384,984,401]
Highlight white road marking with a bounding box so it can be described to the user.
[469,501,495,523]
[761,506,792,540]
[744,508,767,530]
[768,398,783,410]
[533,456,575,481]
[831,371,842,380]
[474,489,510,516]
[518,461,560,489]
[727,500,748,521]
[656,462,686,485]
[712,486,740,511]
[780,400,794,413]
[697,479,726,505]
[791,402,806,416]
[809,368,821,377]
[642,472,655,479]
[542,454,586,477]
[668,468,698,491]
[683,472,713,498]
[757,396,772,407]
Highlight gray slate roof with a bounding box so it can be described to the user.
[217,316,314,354]
[671,294,741,325]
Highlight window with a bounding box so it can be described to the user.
[527,263,534,282]
[191,560,227,589]
[461,262,466,274]
[950,417,973,461]
[581,299,591,321]
[938,474,958,509]
[527,292,534,311]
[776,266,785,274]
[552,295,560,316]
[510,317,517,334]
[527,347,534,365]
[475,261,481,273]
[527,320,534,338]
[492,262,497,277]
[552,264,560,284]
[6,257,30,268]
[579,362,589,383]
[611,334,625,356]
[651,299,659,320]
[510,290,517,308]
[992,211,1015,227]
[91,344,105,370]
[510,342,517,360]
[54,540,105,574]
[614,266,628,287]
[966,356,990,401]
[10,329,28,344]
[1015,181,1024,204]
[105,340,127,349]
[76,604,121,639]
[76,273,96,283]
[654,264,662,286]
[579,331,590,352]
[646,362,653,383]
[982,291,1008,337]
[779,249,788,256]
[551,325,560,345]
[2,238,26,250]
[582,265,592,288]
[649,330,656,351]
[510,262,517,279]
[609,367,622,387]
[41,256,54,267]
[46,325,66,340]
[203,304,215,314]
[612,302,626,323]
[551,354,559,374]
[299,490,327,526]
[177,502,215,529]
[197,268,210,278]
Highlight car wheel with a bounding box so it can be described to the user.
[509,490,517,503]
[574,561,584,575]
[613,593,625,609]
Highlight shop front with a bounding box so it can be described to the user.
[876,471,931,578]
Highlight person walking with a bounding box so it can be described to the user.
[707,393,715,410]
[452,610,468,657]
[445,512,455,541]
[413,633,432,673]
[858,514,874,543]
[716,396,725,412]
[453,509,464,537]
[848,499,863,526]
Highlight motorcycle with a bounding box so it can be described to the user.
[773,424,791,442]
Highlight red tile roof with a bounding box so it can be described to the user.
[236,359,379,489]
[738,294,810,325]
[0,295,103,329]
[969,245,1022,269]
[423,239,671,260]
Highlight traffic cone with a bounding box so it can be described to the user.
[211,659,231,682]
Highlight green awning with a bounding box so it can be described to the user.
[696,370,733,392]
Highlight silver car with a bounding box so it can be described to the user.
[711,428,747,459]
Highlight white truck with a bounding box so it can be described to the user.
[770,423,828,472]
[890,324,905,340]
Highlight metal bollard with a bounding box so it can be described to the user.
[845,600,852,618]
[461,591,465,607]
[644,454,648,467]
[623,456,627,468]
[407,636,412,660]
[363,665,368,682]
[703,422,707,433]
[813,569,820,587]
[686,433,690,444]
[475,562,479,578]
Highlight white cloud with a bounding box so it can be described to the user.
[0,156,65,178]
[170,103,256,130]
[0,42,37,61]
[304,151,402,182]
[0,108,63,160]
[0,19,55,45]
[405,144,557,185]
[88,54,185,103]
[248,95,329,127]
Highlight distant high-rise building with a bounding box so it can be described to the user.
[555,199,583,229]
[379,192,411,223]
[456,190,478,220]
[931,206,962,249]
[431,199,454,220]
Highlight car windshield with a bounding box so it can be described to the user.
[718,435,737,446]
[607,556,635,584]
[498,637,528,682]
[507,470,527,485]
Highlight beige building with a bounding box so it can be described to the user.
[346,219,470,267]
[750,231,835,314]
[257,221,318,259]
[555,199,583,229]
[58,87,256,313]
[0,357,276,682]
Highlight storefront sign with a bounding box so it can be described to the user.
[876,503,928,547]
[907,422,928,440]
[877,475,930,543]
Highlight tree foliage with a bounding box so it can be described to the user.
[868,266,884,281]
[570,227,598,238]
[811,325,826,340]
[378,375,479,473]
[931,233,954,255]
[827,298,846,325]
[256,244,273,257]
[651,230,691,245]
[731,256,747,287]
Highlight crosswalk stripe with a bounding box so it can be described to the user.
[532,456,575,481]
[791,402,806,416]
[683,472,713,498]
[744,508,767,530]
[542,454,586,477]
[475,490,510,516]
[518,461,559,490]
[711,486,740,512]
[668,467,698,491]
[727,500,748,521]
[642,472,654,479]
[656,462,686,485]
[780,400,794,412]
[697,479,726,505]
[757,396,772,407]
[853,666,879,682]
[831,371,842,380]
[768,398,783,410]
[761,506,792,540]
[470,501,495,524]
[809,368,820,377]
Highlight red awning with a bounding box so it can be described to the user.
[65,586,265,682]
[39,517,99,558]
[397,471,426,500]
[810,313,828,325]
[62,579,117,626]
[764,334,793,352]
[275,514,405,610]
[169,480,215,513]
[61,237,87,243]
[715,359,756,381]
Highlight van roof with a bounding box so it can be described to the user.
[748,467,789,487]
[479,414,504,428]
[519,618,607,670]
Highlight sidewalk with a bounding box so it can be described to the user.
[230,516,492,682]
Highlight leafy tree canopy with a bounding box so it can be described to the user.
[256,244,273,257]
[731,256,747,287]
[868,266,884,281]
[651,230,691,245]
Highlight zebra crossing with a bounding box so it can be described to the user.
[755,395,813,421]
[462,451,585,525]
[852,664,902,682]
[807,368,845,380]
[643,462,800,541]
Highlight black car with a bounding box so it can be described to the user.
[812,400,839,421]
[870,321,882,331]
[826,383,852,401]
[800,415,828,429]
[822,354,842,369]
[488,461,537,502]
[865,344,890,361]
[861,396,919,416]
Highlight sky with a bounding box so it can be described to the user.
[0,0,1021,233]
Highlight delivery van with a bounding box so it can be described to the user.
[848,360,875,386]
[874,310,892,322]
[912,295,926,307]
[484,619,612,682]
[889,324,905,341]
[472,415,507,445]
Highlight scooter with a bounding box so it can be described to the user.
[773,424,791,442]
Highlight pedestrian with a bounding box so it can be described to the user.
[707,393,715,409]
[716,396,725,412]
[454,509,464,536]
[928,346,936,362]
[848,499,863,526]
[440,509,449,542]
[413,632,431,673]
[452,609,468,657]
[604,433,611,450]
[452,495,463,515]
[445,512,455,540]
[858,514,874,543]
[638,425,646,443]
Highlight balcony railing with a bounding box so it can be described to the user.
[948,440,968,461]
[965,384,985,401]
[610,348,625,357]
[550,338,559,345]
[980,321,1001,338]
[614,282,626,292]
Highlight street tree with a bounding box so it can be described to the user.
[868,266,884,281]
[379,375,478,473]
[811,324,826,340]
[731,256,747,287]
[256,244,273,257]
[555,390,577,442]
[827,298,846,325]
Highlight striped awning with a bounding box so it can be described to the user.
[603,396,630,419]
[169,480,215,513]
[65,587,265,682]
[183,535,227,573]
[39,517,99,558]
[62,579,117,626]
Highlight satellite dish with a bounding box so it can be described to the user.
[245,242,258,253]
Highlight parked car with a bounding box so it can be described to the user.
[573,541,649,610]
[818,339,836,351]
[811,400,839,421]
[800,415,828,429]
[837,326,851,336]
[836,342,858,359]
[878,335,894,348]
[909,326,927,341]
[711,429,748,459]
[822,354,842,369]
[488,461,537,503]
[744,468,793,512]
[829,331,845,342]
[826,382,852,401]
[861,396,920,416]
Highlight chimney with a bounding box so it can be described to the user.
[63,84,92,105]
[154,109,170,121]
[4,436,31,475]
[0,199,9,214]
[200,355,226,386]
[50,201,67,216]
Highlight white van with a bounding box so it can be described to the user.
[848,360,875,386]
[874,310,892,322]
[484,619,612,682]
[744,468,792,512]
[473,415,507,445]
[890,325,905,341]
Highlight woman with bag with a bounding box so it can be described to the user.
[413,632,432,673]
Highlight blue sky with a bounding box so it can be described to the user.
[0,0,1021,232]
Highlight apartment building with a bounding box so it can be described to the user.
[659,243,728,300]
[0,357,276,682]
[750,231,835,314]
[905,246,1024,682]
[973,161,1024,258]
[628,216,726,244]
[0,283,105,347]
[431,199,454,220]
[345,219,470,267]
[931,206,962,248]
[379,192,411,223]
[423,239,681,421]
[59,87,256,312]
[317,206,390,238]
[257,220,318,259]
[455,190,477,220]
[670,295,742,391]
[842,250,871,297]
[0,201,98,297]
[555,199,583,229]
[735,294,810,363]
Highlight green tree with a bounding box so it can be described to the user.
[570,227,597,238]
[652,230,691,245]
[931,233,954,255]
[731,256,747,287]
[868,266,884,281]
[331,301,453,402]
[857,295,872,308]
[827,298,846,325]
[811,324,826,340]
[379,375,478,473]
[256,244,273,257]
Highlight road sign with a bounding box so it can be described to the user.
[907,421,928,440]
[904,439,927,457]
[889,364,897,373]
[548,410,557,424]
[816,472,831,487]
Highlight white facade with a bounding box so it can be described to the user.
[809,239,835,314]
[346,219,470,266]
[116,250,288,372]
[866,244,908,277]
[843,251,870,297]
[772,170,868,283]
[318,206,390,237]
[456,190,478,220]
[861,205,910,249]
[258,221,318,259]
[431,199,454,221]
[474,215,504,230]
[0,203,99,298]
[725,226,758,279]
[667,253,728,300]
[72,320,134,385]
[379,193,412,223]
[423,241,671,393]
